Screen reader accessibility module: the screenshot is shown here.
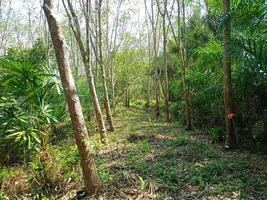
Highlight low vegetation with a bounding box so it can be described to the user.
[1,104,266,199]
[0,0,266,199]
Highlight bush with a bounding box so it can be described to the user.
[252,120,267,151]
[28,150,68,199]
[208,127,224,143]
[0,40,66,161]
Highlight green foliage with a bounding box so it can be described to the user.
[168,0,267,150]
[252,120,267,151]
[126,140,151,166]
[190,157,266,199]
[0,192,9,200]
[166,134,189,147]
[0,169,11,188]
[186,141,219,159]
[191,158,245,186]
[0,40,66,161]
[114,44,148,101]
[208,127,224,142]
[98,165,113,184]
[27,153,67,199]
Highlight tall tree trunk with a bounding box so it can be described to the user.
[144,0,160,117]
[97,0,114,131]
[156,0,170,122]
[94,0,99,83]
[43,0,101,193]
[162,2,170,122]
[145,6,151,112]
[223,0,237,149]
[63,0,107,143]
[85,58,107,142]
[181,0,191,130]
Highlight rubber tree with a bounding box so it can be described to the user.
[144,0,161,117]
[166,0,191,129]
[181,0,191,130]
[63,0,107,143]
[43,0,101,193]
[156,0,170,122]
[223,0,237,148]
[94,0,114,131]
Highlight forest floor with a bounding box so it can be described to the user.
[81,103,267,200]
[1,103,267,200]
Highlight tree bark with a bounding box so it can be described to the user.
[43,0,101,193]
[97,0,114,131]
[63,0,107,143]
[181,0,191,129]
[144,0,161,117]
[155,77,160,116]
[156,0,170,122]
[223,0,237,149]
[162,1,170,122]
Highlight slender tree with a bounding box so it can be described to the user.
[223,0,237,148]
[104,0,122,115]
[181,0,191,130]
[63,0,107,143]
[95,0,114,131]
[144,9,152,112]
[156,0,170,122]
[144,0,160,116]
[165,0,191,129]
[43,0,101,193]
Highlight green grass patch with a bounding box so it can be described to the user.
[191,157,267,199]
[166,134,189,147]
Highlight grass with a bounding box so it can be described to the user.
[93,105,267,199]
[1,104,267,199]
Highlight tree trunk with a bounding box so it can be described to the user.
[125,88,128,107]
[97,0,114,131]
[155,0,170,122]
[111,63,116,114]
[162,2,170,122]
[85,60,108,142]
[155,76,160,116]
[43,0,101,193]
[127,89,130,108]
[144,0,160,117]
[181,0,191,130]
[146,74,150,112]
[223,0,237,149]
[63,0,107,143]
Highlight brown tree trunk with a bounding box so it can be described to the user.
[181,0,191,130]
[146,74,150,112]
[156,0,170,122]
[223,0,237,149]
[155,76,160,116]
[127,89,130,108]
[97,0,114,131]
[43,0,101,193]
[144,0,160,117]
[111,64,116,114]
[162,2,170,122]
[63,0,107,143]
[124,87,130,108]
[86,62,107,142]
